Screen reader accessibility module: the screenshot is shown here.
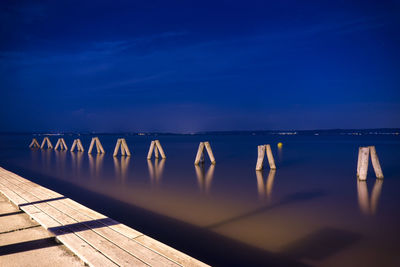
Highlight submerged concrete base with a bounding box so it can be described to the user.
[0,194,82,267]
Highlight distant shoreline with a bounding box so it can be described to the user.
[0,128,399,136]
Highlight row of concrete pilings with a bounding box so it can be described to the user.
[29,137,384,180]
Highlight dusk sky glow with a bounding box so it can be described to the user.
[1,0,399,132]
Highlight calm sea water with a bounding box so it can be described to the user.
[1,133,399,266]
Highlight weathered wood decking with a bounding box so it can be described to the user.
[0,167,208,267]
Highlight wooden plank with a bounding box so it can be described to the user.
[32,211,118,267]
[0,175,117,266]
[1,168,209,266]
[1,175,147,266]
[134,235,209,267]
[0,180,117,266]
[0,180,30,206]
[19,185,179,266]
[0,168,144,240]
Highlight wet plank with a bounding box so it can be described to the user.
[0,167,209,267]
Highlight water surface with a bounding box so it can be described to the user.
[0,133,399,266]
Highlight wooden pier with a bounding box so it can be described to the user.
[0,167,208,267]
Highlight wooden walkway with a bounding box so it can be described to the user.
[0,167,208,267]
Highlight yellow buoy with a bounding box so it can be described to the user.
[277,142,283,148]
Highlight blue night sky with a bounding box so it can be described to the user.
[1,0,399,132]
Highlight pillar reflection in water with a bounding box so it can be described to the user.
[194,164,215,194]
[71,151,84,178]
[40,148,52,172]
[54,150,68,176]
[256,169,276,201]
[88,154,104,179]
[113,156,131,183]
[30,149,39,168]
[277,145,283,162]
[147,159,166,186]
[357,179,383,215]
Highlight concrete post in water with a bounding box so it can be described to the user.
[194,142,205,165]
[147,140,165,159]
[96,137,105,154]
[113,139,122,157]
[147,141,155,159]
[88,138,95,153]
[40,137,53,149]
[357,147,370,181]
[255,145,266,171]
[357,146,383,180]
[255,144,276,170]
[120,140,126,156]
[29,138,40,148]
[113,138,131,157]
[369,146,384,179]
[71,139,84,152]
[204,142,216,164]
[194,141,216,165]
[55,138,68,151]
[154,145,159,158]
[88,137,105,154]
[121,139,131,156]
[265,144,276,170]
[71,140,76,151]
[54,139,61,150]
[61,138,68,150]
[155,140,166,159]
[77,139,84,152]
[357,147,363,179]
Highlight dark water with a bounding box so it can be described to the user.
[1,133,400,266]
